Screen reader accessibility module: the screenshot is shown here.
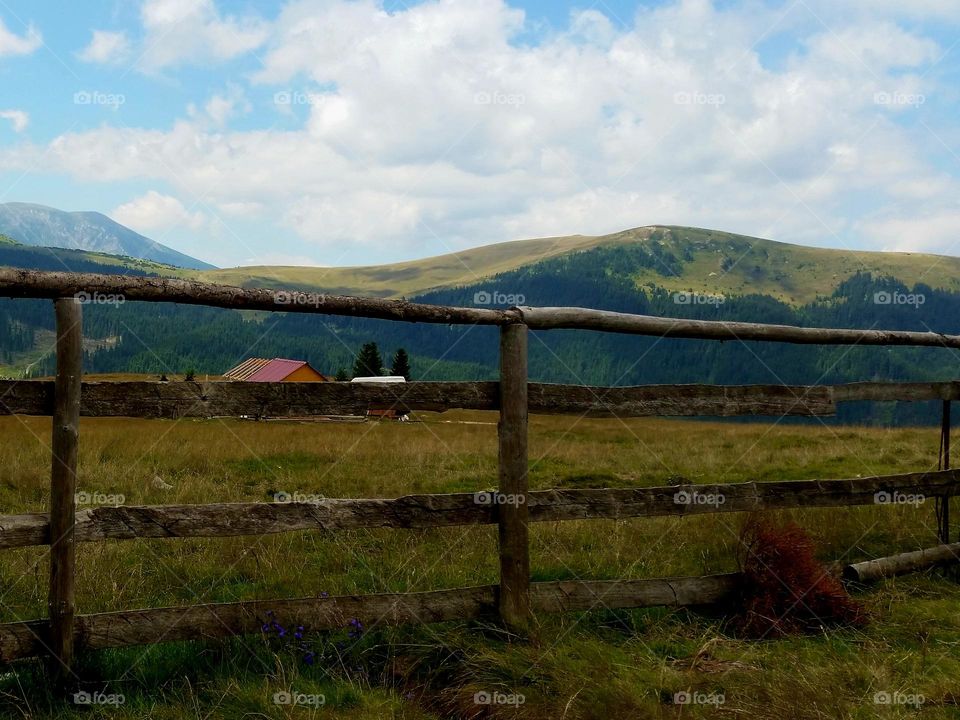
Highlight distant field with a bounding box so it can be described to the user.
[0,413,957,718]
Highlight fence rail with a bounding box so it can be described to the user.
[0,270,956,678]
[0,470,956,550]
[5,379,960,419]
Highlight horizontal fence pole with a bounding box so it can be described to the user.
[0,380,499,418]
[3,270,960,348]
[0,470,956,549]
[843,542,960,583]
[13,378,960,419]
[517,306,960,348]
[0,575,739,662]
[0,269,512,326]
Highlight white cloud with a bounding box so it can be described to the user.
[112,191,208,234]
[862,210,960,255]
[0,110,28,132]
[0,17,41,57]
[2,0,959,265]
[77,30,130,64]
[137,0,268,70]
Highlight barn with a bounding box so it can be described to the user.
[223,358,329,382]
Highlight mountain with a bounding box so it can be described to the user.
[0,202,214,271]
[196,226,960,305]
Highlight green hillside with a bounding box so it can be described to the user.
[194,226,960,305]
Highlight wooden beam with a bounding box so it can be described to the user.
[497,323,531,630]
[17,379,960,420]
[0,470,958,549]
[0,269,511,326]
[0,380,499,418]
[2,269,960,348]
[517,306,960,348]
[832,382,960,402]
[843,542,960,583]
[0,380,835,418]
[0,575,739,662]
[528,382,833,417]
[48,298,82,684]
[939,400,951,544]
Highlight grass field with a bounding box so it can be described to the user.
[0,412,958,718]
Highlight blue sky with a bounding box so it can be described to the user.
[0,0,958,269]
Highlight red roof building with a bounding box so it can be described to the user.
[223,358,328,382]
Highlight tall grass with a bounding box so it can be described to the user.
[0,412,955,718]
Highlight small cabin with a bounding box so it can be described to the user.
[224,358,329,382]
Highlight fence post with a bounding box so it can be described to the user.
[48,298,82,685]
[497,322,531,631]
[939,400,951,544]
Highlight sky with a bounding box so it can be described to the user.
[0,0,958,269]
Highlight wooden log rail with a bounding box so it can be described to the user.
[0,470,955,549]
[5,379,960,420]
[0,575,739,663]
[3,268,960,348]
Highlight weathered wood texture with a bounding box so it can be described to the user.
[1,470,957,549]
[518,306,960,348]
[497,323,531,628]
[0,268,512,325]
[0,380,499,418]
[832,382,960,402]
[843,542,960,583]
[939,400,951,543]
[0,380,850,419]
[48,298,82,680]
[0,575,739,662]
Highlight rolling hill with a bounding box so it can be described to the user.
[195,226,960,305]
[0,202,214,270]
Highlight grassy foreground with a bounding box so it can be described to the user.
[0,412,957,718]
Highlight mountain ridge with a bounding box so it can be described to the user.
[195,225,960,305]
[0,202,214,271]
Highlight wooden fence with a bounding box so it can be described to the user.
[0,268,957,681]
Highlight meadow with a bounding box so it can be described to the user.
[0,411,957,718]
